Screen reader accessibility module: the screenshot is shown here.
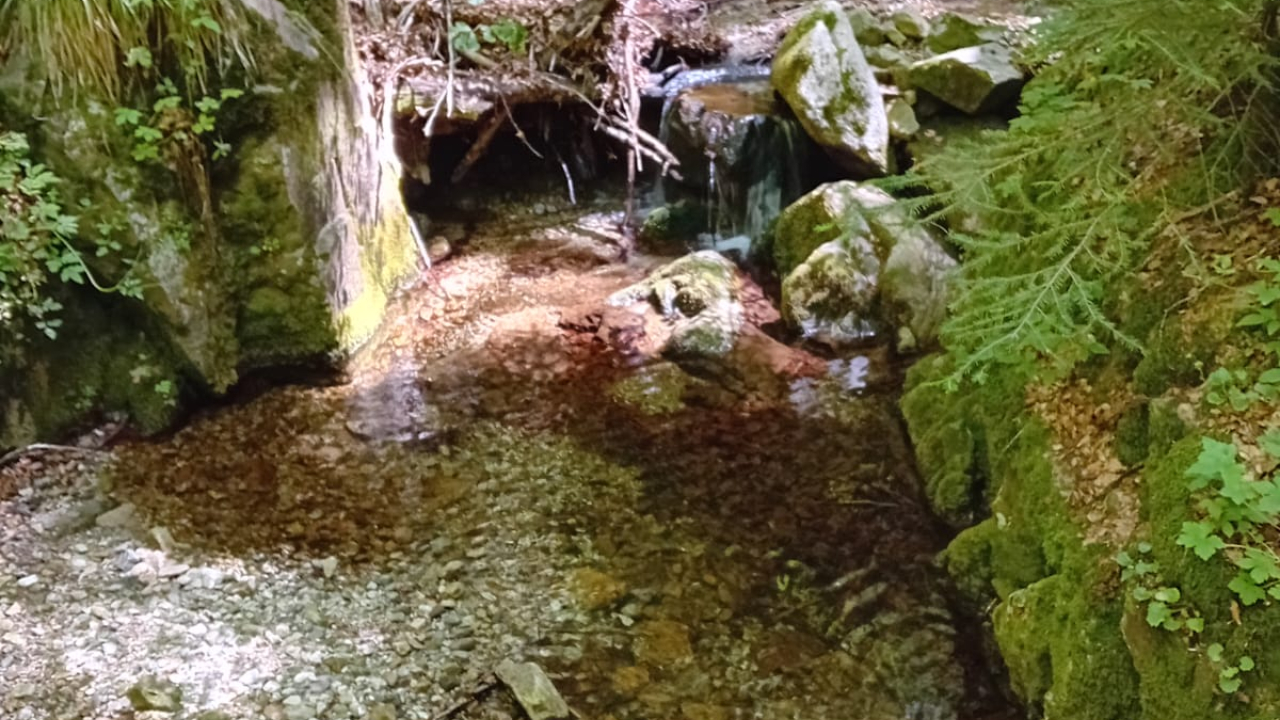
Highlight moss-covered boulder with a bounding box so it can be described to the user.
[772,1,890,176]
[925,13,1005,54]
[774,182,954,350]
[609,251,743,358]
[781,240,882,346]
[908,44,1025,115]
[0,0,419,442]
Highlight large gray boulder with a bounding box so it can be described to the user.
[908,43,1024,115]
[772,1,890,176]
[774,182,956,350]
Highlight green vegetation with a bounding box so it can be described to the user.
[905,0,1280,386]
[0,131,142,352]
[0,0,252,99]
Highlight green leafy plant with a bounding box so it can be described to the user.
[0,131,140,348]
[1237,256,1280,357]
[1117,543,1204,633]
[904,0,1280,387]
[449,17,529,56]
[115,80,244,164]
[1177,435,1280,606]
[1207,642,1256,694]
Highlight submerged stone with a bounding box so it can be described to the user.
[495,660,571,720]
[126,677,183,712]
[908,43,1024,115]
[772,1,890,176]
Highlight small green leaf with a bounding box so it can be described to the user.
[125,46,153,68]
[1265,208,1280,227]
[1208,643,1225,663]
[1240,656,1256,671]
[1145,601,1172,628]
[1219,675,1242,694]
[1186,617,1205,633]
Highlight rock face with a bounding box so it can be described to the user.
[908,43,1024,115]
[0,0,419,444]
[660,80,817,242]
[771,1,890,176]
[774,182,955,350]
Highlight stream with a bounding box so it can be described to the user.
[0,184,1013,720]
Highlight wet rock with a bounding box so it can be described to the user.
[846,9,888,46]
[639,202,705,252]
[608,251,743,359]
[925,13,1005,54]
[908,44,1024,115]
[782,241,883,347]
[570,568,627,611]
[772,1,890,175]
[887,99,920,140]
[126,677,183,712]
[366,703,397,720]
[660,81,816,241]
[495,660,571,720]
[663,82,782,191]
[892,10,930,41]
[774,182,955,350]
[611,666,651,697]
[634,619,693,667]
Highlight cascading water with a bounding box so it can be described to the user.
[652,68,820,256]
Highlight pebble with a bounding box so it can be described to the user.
[16,576,38,588]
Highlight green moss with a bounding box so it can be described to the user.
[1146,399,1189,462]
[639,201,704,252]
[608,363,691,415]
[902,356,984,528]
[941,519,997,607]
[1133,322,1210,396]
[1115,402,1151,467]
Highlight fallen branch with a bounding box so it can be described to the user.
[451,106,510,183]
[0,444,111,470]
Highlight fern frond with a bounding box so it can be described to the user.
[910,0,1280,386]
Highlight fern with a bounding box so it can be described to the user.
[905,0,1280,387]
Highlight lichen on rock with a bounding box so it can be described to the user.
[771,1,890,176]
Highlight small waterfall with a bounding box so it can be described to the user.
[654,72,817,256]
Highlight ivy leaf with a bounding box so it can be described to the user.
[114,108,143,127]
[1145,601,1172,628]
[1177,521,1226,560]
[1229,573,1267,606]
[125,46,153,68]
[1186,616,1205,633]
[1186,438,1239,489]
[1260,429,1280,458]
[1208,643,1225,663]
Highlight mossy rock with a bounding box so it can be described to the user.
[772,1,890,175]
